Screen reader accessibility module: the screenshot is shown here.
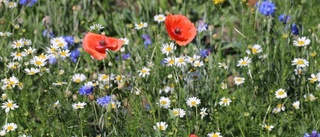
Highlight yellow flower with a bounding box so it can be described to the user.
[213,0,225,5]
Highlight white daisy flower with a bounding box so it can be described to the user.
[291,58,309,68]
[218,62,228,69]
[193,60,204,67]
[50,37,68,48]
[24,67,40,75]
[234,76,245,85]
[2,123,17,132]
[175,56,187,67]
[120,37,129,45]
[207,132,222,137]
[186,97,201,107]
[11,52,26,61]
[139,67,150,77]
[186,54,200,63]
[237,57,251,67]
[272,104,285,113]
[164,57,175,66]
[0,130,5,136]
[293,36,310,47]
[161,42,176,56]
[72,102,87,109]
[292,101,300,109]
[308,73,318,83]
[251,44,263,54]
[153,122,168,131]
[219,97,232,106]
[154,14,166,23]
[24,47,36,55]
[72,73,87,83]
[53,100,60,108]
[304,93,316,101]
[171,108,186,118]
[11,39,24,49]
[275,88,287,99]
[135,22,148,30]
[262,124,274,131]
[159,96,171,108]
[30,56,47,67]
[1,99,19,113]
[200,107,208,119]
[89,23,104,31]
[59,49,71,58]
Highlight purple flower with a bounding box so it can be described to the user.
[63,36,74,45]
[291,23,300,35]
[79,84,93,95]
[197,20,208,32]
[97,95,111,106]
[142,34,152,49]
[278,14,290,24]
[200,49,212,58]
[257,0,276,16]
[116,53,130,60]
[304,130,320,137]
[48,55,57,64]
[70,49,80,63]
[20,0,37,7]
[42,29,54,38]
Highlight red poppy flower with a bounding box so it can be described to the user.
[165,14,197,46]
[82,32,123,60]
[189,134,198,137]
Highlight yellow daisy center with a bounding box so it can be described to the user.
[240,61,247,65]
[160,100,167,105]
[222,99,229,103]
[278,91,285,95]
[190,101,197,106]
[102,75,109,80]
[168,60,174,65]
[141,69,147,74]
[6,102,13,108]
[7,125,13,131]
[296,60,305,65]
[159,125,165,130]
[173,111,179,116]
[297,40,305,46]
[211,134,219,137]
[35,61,43,66]
[165,47,172,52]
[251,48,258,54]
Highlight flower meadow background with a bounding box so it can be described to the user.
[1,0,320,136]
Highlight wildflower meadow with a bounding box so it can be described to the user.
[1,0,320,136]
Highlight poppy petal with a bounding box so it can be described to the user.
[105,37,124,51]
[165,14,197,46]
[83,32,108,60]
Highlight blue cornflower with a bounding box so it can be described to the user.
[116,53,131,60]
[278,14,290,24]
[48,55,57,64]
[304,130,320,137]
[42,29,54,38]
[20,0,37,7]
[257,0,276,16]
[97,95,111,106]
[291,23,300,35]
[142,34,152,49]
[63,36,74,45]
[200,49,212,58]
[70,49,80,63]
[197,20,208,32]
[79,84,93,95]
